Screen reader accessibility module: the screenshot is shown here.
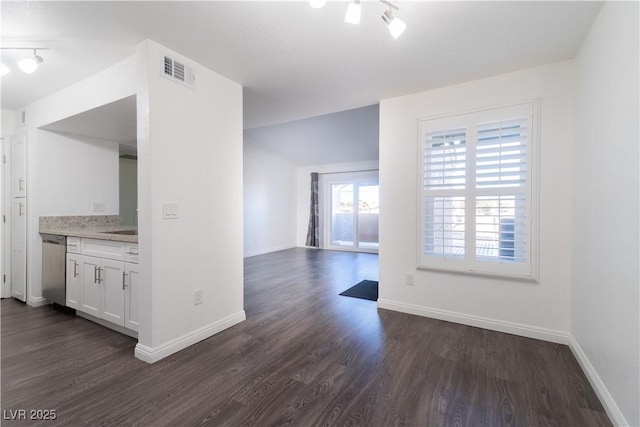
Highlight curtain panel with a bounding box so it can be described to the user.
[305,172,320,248]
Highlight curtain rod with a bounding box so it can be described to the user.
[317,168,379,175]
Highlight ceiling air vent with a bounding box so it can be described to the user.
[161,53,196,89]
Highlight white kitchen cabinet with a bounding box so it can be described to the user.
[124,263,140,332]
[79,255,101,317]
[66,253,81,309]
[81,238,126,261]
[69,239,139,332]
[11,199,27,302]
[78,254,126,326]
[101,259,125,327]
[11,134,27,198]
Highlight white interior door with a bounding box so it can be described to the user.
[11,134,27,198]
[11,199,27,301]
[2,138,11,298]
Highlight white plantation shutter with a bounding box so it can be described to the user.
[476,118,527,188]
[424,128,466,190]
[475,195,527,263]
[424,196,465,257]
[419,102,537,279]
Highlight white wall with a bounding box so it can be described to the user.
[243,138,296,257]
[572,2,640,426]
[378,61,574,340]
[2,109,16,136]
[296,160,379,247]
[36,131,119,216]
[26,131,120,304]
[135,40,245,362]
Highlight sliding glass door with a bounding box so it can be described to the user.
[330,183,355,247]
[357,184,379,250]
[324,171,379,252]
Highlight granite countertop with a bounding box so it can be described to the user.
[39,215,138,243]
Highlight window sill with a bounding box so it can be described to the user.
[416,263,539,283]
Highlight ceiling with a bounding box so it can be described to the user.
[245,104,379,166]
[40,95,138,156]
[41,95,136,143]
[1,1,602,131]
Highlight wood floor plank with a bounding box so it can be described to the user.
[1,248,611,426]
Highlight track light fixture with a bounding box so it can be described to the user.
[310,0,406,39]
[379,0,406,39]
[0,47,48,76]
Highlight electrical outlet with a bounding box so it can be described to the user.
[406,273,415,286]
[194,289,203,305]
[92,201,105,212]
[162,203,179,219]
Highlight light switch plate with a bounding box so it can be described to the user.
[406,273,415,286]
[194,289,203,305]
[162,203,179,219]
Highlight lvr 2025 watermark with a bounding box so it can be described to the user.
[3,409,57,421]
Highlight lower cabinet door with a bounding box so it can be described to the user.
[66,254,81,309]
[101,259,126,327]
[79,255,101,317]
[124,263,140,332]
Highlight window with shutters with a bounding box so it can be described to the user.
[419,102,538,279]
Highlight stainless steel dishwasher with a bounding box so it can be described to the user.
[41,233,67,306]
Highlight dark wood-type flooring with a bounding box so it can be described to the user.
[2,248,611,426]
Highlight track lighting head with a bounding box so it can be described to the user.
[382,9,407,39]
[1,47,48,75]
[18,50,43,74]
[345,0,362,25]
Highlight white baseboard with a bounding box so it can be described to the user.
[377,298,630,426]
[377,298,569,344]
[27,296,49,307]
[244,245,296,258]
[135,310,246,363]
[567,335,629,427]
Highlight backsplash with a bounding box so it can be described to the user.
[39,215,121,231]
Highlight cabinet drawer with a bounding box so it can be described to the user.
[81,238,126,261]
[67,237,81,254]
[125,244,139,264]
